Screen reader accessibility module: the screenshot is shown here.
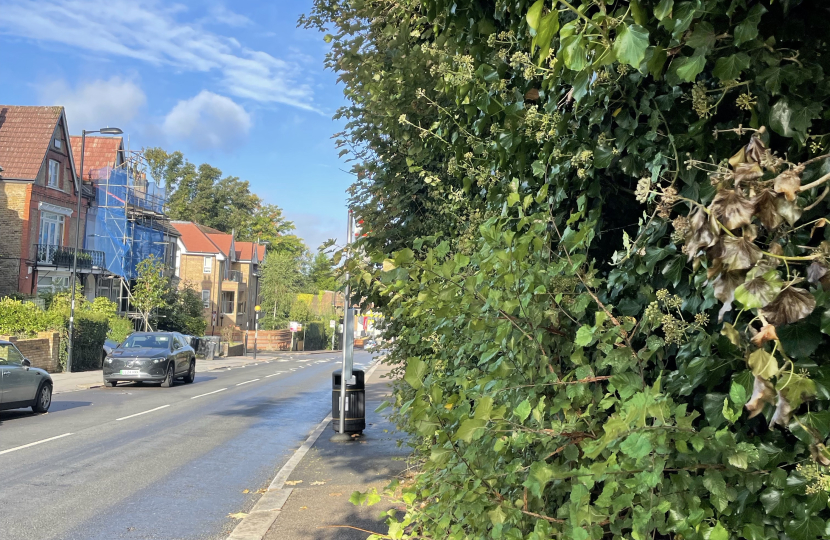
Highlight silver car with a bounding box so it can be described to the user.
[0,340,53,413]
[103,332,196,388]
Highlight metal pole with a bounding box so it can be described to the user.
[67,130,86,373]
[338,210,352,435]
[254,310,259,360]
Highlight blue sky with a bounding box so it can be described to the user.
[0,0,351,251]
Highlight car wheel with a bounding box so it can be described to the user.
[32,383,52,413]
[105,380,118,387]
[161,363,174,388]
[183,360,195,384]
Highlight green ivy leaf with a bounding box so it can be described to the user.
[526,0,544,30]
[674,51,707,82]
[455,418,487,443]
[687,22,716,52]
[404,357,428,389]
[784,515,825,540]
[613,24,650,68]
[770,98,822,137]
[575,325,594,346]
[560,33,587,71]
[777,321,822,358]
[514,399,532,422]
[734,4,767,47]
[729,381,748,406]
[620,432,652,459]
[713,53,750,82]
[710,522,729,540]
[535,9,560,63]
[747,349,779,379]
[654,0,673,21]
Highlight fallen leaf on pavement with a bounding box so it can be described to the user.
[242,489,250,494]
[257,488,267,494]
[228,513,248,519]
[300,506,308,510]
[310,481,326,486]
[285,480,303,486]
[329,493,342,497]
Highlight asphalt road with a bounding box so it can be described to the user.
[0,350,377,540]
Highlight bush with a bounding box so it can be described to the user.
[0,298,54,336]
[70,312,109,372]
[303,321,330,351]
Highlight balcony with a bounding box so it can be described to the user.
[227,270,243,283]
[36,244,105,270]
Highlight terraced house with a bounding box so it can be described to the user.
[0,105,101,298]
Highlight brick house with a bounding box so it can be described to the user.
[0,105,103,298]
[171,222,265,334]
[69,135,125,181]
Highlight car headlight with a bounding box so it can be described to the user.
[105,357,113,364]
[152,357,166,363]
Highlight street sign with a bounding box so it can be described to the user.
[329,319,336,328]
[289,321,302,332]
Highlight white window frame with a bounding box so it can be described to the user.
[48,159,60,188]
[54,137,62,150]
[203,256,212,273]
[39,211,65,247]
[202,289,210,309]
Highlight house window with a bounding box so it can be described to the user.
[202,290,210,309]
[237,301,245,315]
[39,211,65,247]
[203,256,212,273]
[38,275,70,293]
[54,137,62,150]
[222,291,234,314]
[48,160,60,187]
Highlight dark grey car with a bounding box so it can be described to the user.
[103,332,196,388]
[0,340,52,413]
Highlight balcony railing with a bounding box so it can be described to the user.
[36,244,105,270]
[226,270,243,283]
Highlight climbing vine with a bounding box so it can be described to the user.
[304,0,830,539]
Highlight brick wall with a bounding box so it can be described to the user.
[0,182,29,297]
[178,253,220,329]
[0,332,61,373]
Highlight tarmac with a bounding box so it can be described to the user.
[50,349,336,394]
[227,360,409,540]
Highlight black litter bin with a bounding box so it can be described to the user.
[332,369,365,433]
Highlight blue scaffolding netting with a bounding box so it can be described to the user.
[84,168,168,280]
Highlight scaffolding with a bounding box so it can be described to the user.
[84,151,175,323]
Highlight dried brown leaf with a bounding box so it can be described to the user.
[734,163,763,186]
[773,169,802,202]
[751,324,779,347]
[746,376,775,418]
[752,190,783,230]
[745,132,767,164]
[769,394,793,429]
[684,207,720,261]
[228,512,249,520]
[720,236,762,270]
[711,189,754,230]
[761,287,816,326]
[774,196,803,227]
[729,147,747,168]
[713,270,747,321]
[807,261,827,285]
[524,88,540,101]
[811,218,827,239]
[285,480,304,486]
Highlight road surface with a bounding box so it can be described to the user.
[0,350,377,540]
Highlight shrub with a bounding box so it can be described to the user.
[303,321,329,351]
[70,312,109,372]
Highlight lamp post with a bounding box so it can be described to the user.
[333,209,354,442]
[254,305,261,360]
[67,127,122,373]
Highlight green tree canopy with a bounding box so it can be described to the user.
[304,1,830,539]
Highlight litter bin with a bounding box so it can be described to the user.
[332,369,365,434]
[206,341,216,361]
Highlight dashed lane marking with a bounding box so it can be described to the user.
[116,405,170,421]
[236,379,260,386]
[191,388,227,399]
[0,433,73,456]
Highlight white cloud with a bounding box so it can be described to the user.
[0,0,317,112]
[163,91,252,151]
[38,77,146,132]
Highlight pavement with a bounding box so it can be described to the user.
[254,360,409,540]
[50,349,337,394]
[0,350,380,540]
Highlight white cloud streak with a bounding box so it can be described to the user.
[163,91,252,151]
[0,0,316,111]
[39,77,147,132]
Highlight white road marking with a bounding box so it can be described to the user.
[265,373,278,378]
[236,379,260,386]
[116,405,170,421]
[0,433,73,456]
[190,388,227,399]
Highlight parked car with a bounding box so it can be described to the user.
[0,340,53,413]
[103,332,196,388]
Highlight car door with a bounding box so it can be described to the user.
[172,335,186,375]
[0,343,39,405]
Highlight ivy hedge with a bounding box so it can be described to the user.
[305,0,830,539]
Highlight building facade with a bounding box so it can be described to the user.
[171,222,265,334]
[0,105,101,298]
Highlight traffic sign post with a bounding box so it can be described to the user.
[253,305,261,360]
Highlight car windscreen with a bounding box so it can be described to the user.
[120,335,171,350]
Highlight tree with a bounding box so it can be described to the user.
[156,281,207,336]
[131,254,168,331]
[259,251,307,329]
[304,1,830,539]
[306,249,338,292]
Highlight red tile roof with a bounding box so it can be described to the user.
[0,105,63,180]
[207,233,233,258]
[236,241,266,263]
[172,222,222,254]
[69,135,123,181]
